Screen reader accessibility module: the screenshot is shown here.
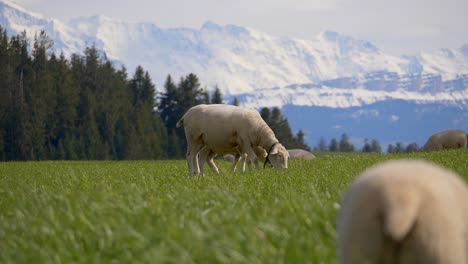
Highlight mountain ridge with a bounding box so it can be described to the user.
[1,0,467,98]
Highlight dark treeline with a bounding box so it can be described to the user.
[315,134,420,154]
[387,142,419,154]
[0,28,170,160]
[0,27,309,160]
[315,134,360,152]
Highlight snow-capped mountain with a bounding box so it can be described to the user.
[0,0,94,57]
[1,0,467,148]
[236,83,468,109]
[1,0,468,97]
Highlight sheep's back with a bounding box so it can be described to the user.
[182,104,264,150]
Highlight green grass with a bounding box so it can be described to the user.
[0,149,467,264]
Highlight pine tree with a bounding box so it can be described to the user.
[75,46,102,159]
[269,107,294,147]
[260,107,271,123]
[362,139,372,152]
[48,53,79,159]
[270,107,282,131]
[28,31,55,160]
[0,26,10,160]
[178,73,204,110]
[158,75,179,129]
[395,142,405,153]
[387,144,395,154]
[110,65,132,160]
[128,66,166,159]
[202,89,210,104]
[158,75,184,158]
[370,139,382,153]
[293,129,310,150]
[130,66,148,108]
[4,31,33,160]
[317,137,328,151]
[211,85,223,104]
[329,138,339,152]
[405,143,419,153]
[339,133,355,152]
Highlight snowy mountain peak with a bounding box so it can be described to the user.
[1,0,467,100]
[1,0,49,31]
[201,20,250,38]
[68,15,116,37]
[0,0,43,19]
[201,20,222,31]
[318,30,379,54]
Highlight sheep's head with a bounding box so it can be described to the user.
[266,143,289,169]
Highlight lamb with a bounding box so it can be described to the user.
[423,129,467,151]
[198,146,267,174]
[287,149,316,160]
[337,159,468,264]
[176,104,289,176]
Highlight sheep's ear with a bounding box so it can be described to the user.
[270,145,279,155]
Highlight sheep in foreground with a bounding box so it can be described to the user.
[176,104,289,176]
[423,129,467,151]
[287,149,315,160]
[337,159,468,264]
[199,146,267,174]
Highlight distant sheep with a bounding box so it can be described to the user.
[337,159,468,264]
[223,154,235,162]
[176,104,289,176]
[287,149,315,160]
[423,129,467,151]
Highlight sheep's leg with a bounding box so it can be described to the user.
[185,139,193,176]
[206,151,219,174]
[238,143,259,171]
[192,146,203,176]
[231,153,242,172]
[198,147,220,174]
[187,142,204,176]
[239,153,248,172]
[198,146,210,175]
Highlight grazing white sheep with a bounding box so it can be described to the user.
[337,159,468,264]
[198,146,267,174]
[176,104,289,176]
[287,149,315,160]
[423,129,467,151]
[223,154,236,162]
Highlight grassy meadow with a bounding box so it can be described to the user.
[1,149,467,263]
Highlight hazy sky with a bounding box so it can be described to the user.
[17,0,468,55]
